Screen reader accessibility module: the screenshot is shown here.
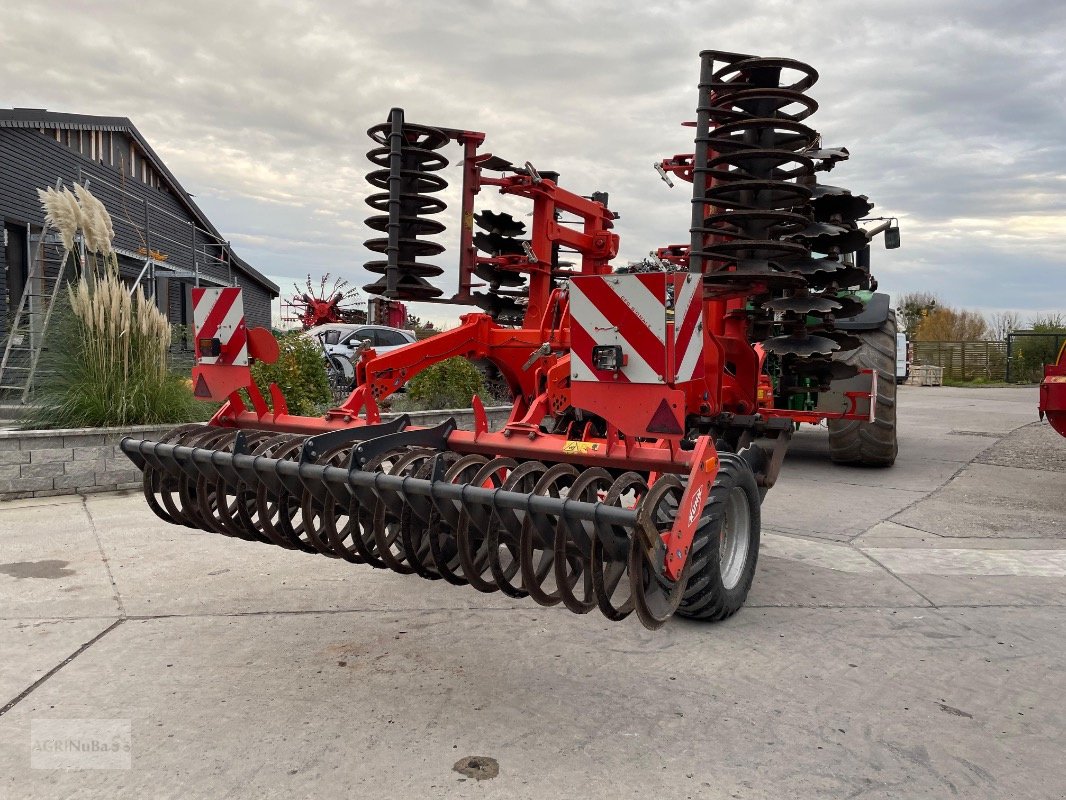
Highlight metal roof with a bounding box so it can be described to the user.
[0,108,279,295]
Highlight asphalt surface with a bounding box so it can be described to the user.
[0,386,1063,799]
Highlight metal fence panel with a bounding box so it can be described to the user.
[1006,332,1066,383]
[912,341,1008,381]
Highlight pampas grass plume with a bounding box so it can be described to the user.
[37,186,82,251]
[74,183,115,256]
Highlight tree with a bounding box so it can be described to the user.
[404,312,435,335]
[1030,313,1066,331]
[987,311,1022,341]
[896,291,940,333]
[912,307,988,341]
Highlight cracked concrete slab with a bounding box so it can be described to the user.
[777,444,965,493]
[885,574,1066,608]
[856,521,1064,549]
[762,479,928,541]
[0,619,117,708]
[891,463,1066,539]
[85,496,529,618]
[0,608,1062,799]
[749,554,929,609]
[866,547,1066,578]
[0,500,120,619]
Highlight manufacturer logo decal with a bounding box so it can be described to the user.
[688,484,704,525]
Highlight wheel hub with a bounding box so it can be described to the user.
[719,486,751,590]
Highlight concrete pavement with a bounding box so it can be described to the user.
[0,386,1063,799]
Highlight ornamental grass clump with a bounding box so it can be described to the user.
[27,184,203,428]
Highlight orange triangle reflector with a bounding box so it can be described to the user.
[647,398,683,434]
[193,373,211,398]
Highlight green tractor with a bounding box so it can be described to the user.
[770,224,901,467]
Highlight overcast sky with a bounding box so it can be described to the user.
[4,0,1064,326]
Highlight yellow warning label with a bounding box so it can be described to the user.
[562,441,600,454]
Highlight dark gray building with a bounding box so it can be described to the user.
[1,109,278,337]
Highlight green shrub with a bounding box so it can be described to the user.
[28,273,206,429]
[406,357,484,410]
[249,330,331,416]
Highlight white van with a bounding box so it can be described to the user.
[896,333,909,384]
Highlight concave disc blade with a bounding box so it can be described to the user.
[474,231,525,256]
[762,333,839,357]
[792,222,869,254]
[786,357,859,381]
[474,263,527,287]
[764,295,842,315]
[827,332,863,352]
[806,267,868,290]
[477,156,516,172]
[777,255,845,276]
[812,184,874,222]
[474,210,526,237]
[832,296,867,318]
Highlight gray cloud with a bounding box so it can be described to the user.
[3,0,1064,324]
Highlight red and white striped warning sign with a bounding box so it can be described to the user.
[192,287,248,367]
[672,273,705,382]
[570,272,704,385]
[571,273,668,384]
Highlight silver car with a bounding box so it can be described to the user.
[307,324,417,360]
[306,324,418,402]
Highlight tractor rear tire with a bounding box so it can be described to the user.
[827,312,898,467]
[676,454,762,622]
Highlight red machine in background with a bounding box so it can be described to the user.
[1039,341,1066,437]
[367,297,408,329]
[283,274,366,329]
[122,50,895,629]
[282,274,409,333]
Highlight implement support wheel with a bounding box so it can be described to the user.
[676,453,762,622]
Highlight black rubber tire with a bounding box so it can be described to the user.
[827,312,899,467]
[676,453,762,622]
[325,354,355,403]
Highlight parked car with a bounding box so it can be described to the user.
[305,324,417,360]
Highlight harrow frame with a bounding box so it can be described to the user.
[122,48,892,629]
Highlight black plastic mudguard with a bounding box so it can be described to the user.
[834,291,891,331]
